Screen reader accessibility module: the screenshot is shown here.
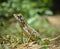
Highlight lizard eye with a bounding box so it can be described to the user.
[17,16,21,19]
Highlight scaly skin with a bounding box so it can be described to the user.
[13,14,42,41]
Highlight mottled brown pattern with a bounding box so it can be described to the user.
[13,14,42,40]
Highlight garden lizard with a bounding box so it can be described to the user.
[13,14,42,41]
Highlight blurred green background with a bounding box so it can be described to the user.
[0,0,60,48]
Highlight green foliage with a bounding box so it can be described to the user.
[0,0,52,17]
[0,44,2,49]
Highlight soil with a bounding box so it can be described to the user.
[46,15,60,29]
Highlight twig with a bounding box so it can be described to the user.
[50,35,60,41]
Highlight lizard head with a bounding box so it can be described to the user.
[13,14,24,22]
